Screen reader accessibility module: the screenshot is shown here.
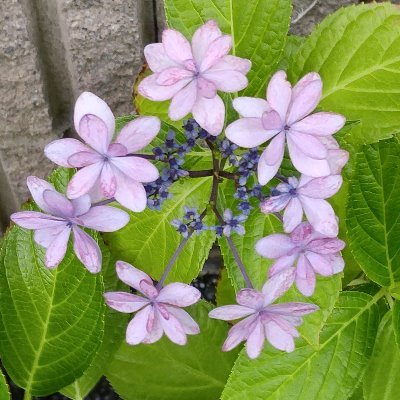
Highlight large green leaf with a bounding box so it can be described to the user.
[164,0,292,97]
[0,370,9,400]
[104,177,216,284]
[290,3,400,145]
[106,301,239,400]
[393,300,400,350]
[363,311,400,400]
[222,291,381,400]
[347,138,400,287]
[0,218,105,397]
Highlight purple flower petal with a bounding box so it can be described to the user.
[113,170,147,212]
[78,114,112,154]
[289,131,328,160]
[142,308,164,344]
[100,162,117,198]
[236,289,264,309]
[26,176,57,213]
[159,310,187,345]
[305,252,333,276]
[71,195,92,217]
[138,74,191,101]
[298,175,342,199]
[144,43,177,73]
[168,80,197,120]
[107,143,128,157]
[260,194,291,214]
[266,71,292,123]
[126,305,153,345]
[34,225,66,248]
[264,319,295,352]
[200,35,232,72]
[266,302,319,316]
[78,205,130,232]
[295,254,316,297]
[268,257,296,278]
[283,197,303,233]
[67,151,103,168]
[115,261,154,294]
[44,139,92,168]
[45,226,71,269]
[139,279,159,299]
[67,162,103,199]
[157,283,201,307]
[166,306,200,335]
[290,222,314,243]
[197,77,217,98]
[261,110,283,130]
[43,189,74,218]
[262,268,295,305]
[72,226,102,273]
[111,156,159,183]
[255,233,295,259]
[209,305,255,321]
[246,318,265,359]
[209,55,251,75]
[191,20,222,65]
[115,116,161,153]
[326,253,345,273]
[11,211,66,230]
[192,95,225,136]
[156,66,194,85]
[222,316,255,352]
[291,112,346,136]
[232,97,270,118]
[306,237,345,254]
[162,29,193,64]
[104,292,150,313]
[203,70,248,92]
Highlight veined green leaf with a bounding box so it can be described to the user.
[0,370,10,400]
[106,301,239,400]
[222,291,381,400]
[276,35,305,72]
[364,311,400,400]
[104,177,216,284]
[290,3,400,145]
[392,300,400,350]
[347,138,400,287]
[0,169,105,396]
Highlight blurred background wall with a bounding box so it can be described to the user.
[0,0,386,233]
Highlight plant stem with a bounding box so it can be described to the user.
[127,153,156,160]
[219,171,237,180]
[92,198,116,207]
[188,169,214,178]
[23,391,32,400]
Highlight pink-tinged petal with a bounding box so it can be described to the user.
[77,205,129,232]
[45,226,71,269]
[232,97,270,118]
[191,20,222,65]
[162,29,193,64]
[260,194,291,214]
[44,139,92,168]
[268,258,296,278]
[236,289,264,309]
[267,302,319,316]
[295,254,316,296]
[74,92,115,140]
[222,316,255,351]
[290,222,314,243]
[262,268,296,305]
[138,73,191,101]
[306,237,345,254]
[126,305,153,345]
[197,77,217,98]
[300,197,339,237]
[257,132,285,185]
[26,176,57,213]
[114,172,147,212]
[67,151,102,168]
[298,175,342,199]
[86,178,104,203]
[267,71,292,122]
[104,292,150,313]
[34,226,66,248]
[67,162,103,199]
[169,80,197,120]
[287,135,331,177]
[156,67,194,85]
[225,118,277,148]
[326,253,345,274]
[209,305,255,321]
[115,260,153,293]
[200,35,232,72]
[116,116,161,153]
[79,114,111,154]
[144,43,177,72]
[157,283,201,307]
[192,95,225,136]
[159,310,187,345]
[100,162,117,198]
[261,110,283,130]
[166,306,200,335]
[268,316,299,338]
[287,80,322,125]
[256,233,295,259]
[305,252,333,276]
[43,190,74,218]
[291,112,346,136]
[264,319,295,352]
[289,131,327,159]
[246,319,265,359]
[111,156,159,183]
[209,55,251,74]
[142,309,164,344]
[71,195,92,217]
[283,198,303,233]
[329,149,349,174]
[203,70,248,92]
[72,226,102,273]
[107,143,128,157]
[139,279,159,299]
[291,72,321,98]
[11,211,66,230]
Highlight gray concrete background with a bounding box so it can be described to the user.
[0,0,389,233]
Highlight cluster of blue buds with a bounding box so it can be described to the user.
[171,207,207,238]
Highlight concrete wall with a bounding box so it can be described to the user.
[0,0,385,233]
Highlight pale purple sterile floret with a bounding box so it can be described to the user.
[104,261,202,346]
[225,70,346,185]
[209,269,318,359]
[260,174,343,237]
[256,222,345,297]
[10,176,130,272]
[138,20,251,136]
[45,92,161,212]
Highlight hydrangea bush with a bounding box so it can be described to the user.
[1,1,400,399]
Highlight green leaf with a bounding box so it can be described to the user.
[290,2,400,145]
[222,291,381,400]
[347,138,400,287]
[164,0,292,97]
[363,311,400,400]
[61,245,128,399]
[0,370,10,400]
[106,301,239,400]
[104,177,216,284]
[0,168,105,396]
[276,35,305,72]
[392,300,400,349]
[216,266,236,306]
